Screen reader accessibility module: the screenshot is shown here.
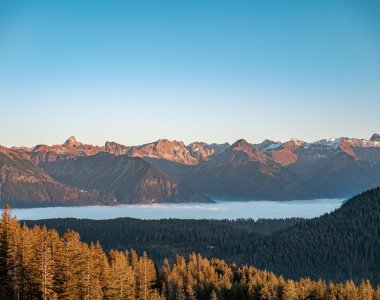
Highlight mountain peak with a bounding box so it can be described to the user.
[155,139,172,145]
[105,141,122,148]
[282,138,305,150]
[231,139,253,152]
[64,136,82,147]
[155,139,185,146]
[370,133,380,142]
[289,138,305,145]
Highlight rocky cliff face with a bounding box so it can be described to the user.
[104,141,130,156]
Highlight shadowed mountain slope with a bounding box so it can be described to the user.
[0,146,113,207]
[41,152,210,204]
[185,139,305,199]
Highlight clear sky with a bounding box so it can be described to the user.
[0,0,379,147]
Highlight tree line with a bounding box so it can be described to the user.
[1,206,380,300]
[26,188,380,285]
[25,218,300,266]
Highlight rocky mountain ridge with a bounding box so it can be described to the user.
[2,133,380,206]
[16,134,380,166]
[0,146,114,207]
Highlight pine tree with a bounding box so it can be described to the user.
[0,205,378,300]
[374,286,380,300]
[186,284,196,300]
[19,224,35,297]
[94,241,112,299]
[358,280,374,300]
[174,284,186,300]
[107,250,135,300]
[209,290,218,300]
[136,251,157,300]
[62,230,86,298]
[159,258,171,298]
[277,278,295,300]
[0,204,21,299]
[32,226,55,300]
[86,242,106,299]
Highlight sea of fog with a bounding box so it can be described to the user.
[9,198,345,220]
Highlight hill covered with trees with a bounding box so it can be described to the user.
[26,218,301,265]
[26,187,380,286]
[1,206,380,300]
[250,188,380,284]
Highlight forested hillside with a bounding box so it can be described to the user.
[27,188,380,285]
[1,207,380,300]
[250,188,380,284]
[26,218,301,264]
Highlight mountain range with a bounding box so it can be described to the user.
[1,134,380,207]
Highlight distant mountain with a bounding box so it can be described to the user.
[304,152,380,198]
[40,152,209,204]
[105,139,229,164]
[264,137,380,198]
[185,135,380,199]
[26,136,104,164]
[0,146,113,207]
[185,139,305,199]
[2,134,380,205]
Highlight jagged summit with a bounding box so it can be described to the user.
[370,133,380,142]
[231,139,252,152]
[64,136,82,147]
[288,138,305,146]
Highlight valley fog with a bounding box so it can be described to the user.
[10,198,344,220]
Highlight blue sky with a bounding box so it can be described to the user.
[0,0,379,147]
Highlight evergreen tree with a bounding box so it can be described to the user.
[209,290,218,300]
[107,250,135,300]
[0,204,378,300]
[358,280,374,300]
[0,204,21,299]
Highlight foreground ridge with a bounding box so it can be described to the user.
[0,207,379,299]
